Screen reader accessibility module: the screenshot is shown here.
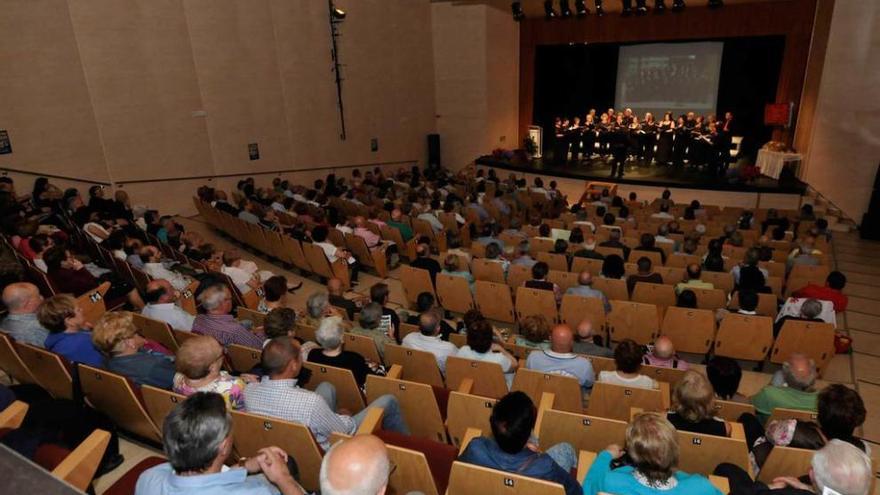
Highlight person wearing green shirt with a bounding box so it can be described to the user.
[751,354,818,424]
[674,264,715,295]
[387,209,413,242]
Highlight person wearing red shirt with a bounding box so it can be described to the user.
[792,271,848,312]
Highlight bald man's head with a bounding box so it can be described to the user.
[578,270,593,286]
[783,353,817,391]
[320,435,390,495]
[327,278,344,296]
[576,319,594,340]
[653,336,675,359]
[2,282,42,314]
[550,324,574,353]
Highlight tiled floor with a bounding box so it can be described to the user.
[83,219,878,491]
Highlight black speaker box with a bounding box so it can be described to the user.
[427,134,441,168]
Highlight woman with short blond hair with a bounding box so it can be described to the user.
[667,371,730,437]
[514,314,551,350]
[583,412,721,495]
[92,311,176,388]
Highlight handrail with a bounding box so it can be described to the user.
[0,167,112,186]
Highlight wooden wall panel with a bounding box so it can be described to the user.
[182,0,293,175]
[67,0,214,182]
[0,0,109,182]
[518,1,818,145]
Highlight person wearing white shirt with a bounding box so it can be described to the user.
[650,203,674,220]
[141,279,196,331]
[597,338,658,390]
[312,225,360,283]
[401,311,457,374]
[221,250,275,294]
[455,319,518,388]
[140,245,193,292]
[417,201,445,232]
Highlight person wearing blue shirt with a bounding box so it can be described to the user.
[583,412,721,495]
[460,391,581,495]
[37,294,104,367]
[92,312,176,389]
[136,392,304,495]
[525,324,595,389]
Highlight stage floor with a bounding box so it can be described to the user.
[476,155,806,195]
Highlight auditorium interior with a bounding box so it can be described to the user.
[1,0,880,494]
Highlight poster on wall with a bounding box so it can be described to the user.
[0,130,11,155]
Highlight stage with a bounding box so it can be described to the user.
[475,154,807,196]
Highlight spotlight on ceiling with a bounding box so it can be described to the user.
[559,0,572,17]
[707,0,723,8]
[544,0,558,18]
[654,0,666,13]
[511,1,525,21]
[636,0,648,14]
[575,0,589,16]
[671,0,685,11]
[621,0,633,16]
[330,2,346,21]
[594,0,605,16]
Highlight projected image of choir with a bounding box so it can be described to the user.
[551,108,736,179]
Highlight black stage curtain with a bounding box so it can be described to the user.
[532,36,785,160]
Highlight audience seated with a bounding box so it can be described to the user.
[92,311,176,388]
[192,284,264,348]
[319,434,391,495]
[752,354,818,423]
[326,278,359,320]
[523,261,563,305]
[668,371,730,437]
[644,336,689,370]
[221,249,276,295]
[573,318,613,358]
[459,391,580,495]
[706,356,748,403]
[515,314,552,350]
[456,319,518,387]
[677,289,698,308]
[599,230,630,260]
[816,384,869,453]
[511,240,538,267]
[173,335,248,410]
[142,279,195,332]
[44,245,144,309]
[792,271,848,312]
[675,264,714,295]
[566,271,611,313]
[627,256,663,295]
[441,254,475,292]
[525,324,595,389]
[307,316,376,388]
[370,283,400,340]
[350,302,394,360]
[598,339,658,390]
[401,310,457,373]
[259,276,295,313]
[773,298,823,337]
[404,291,459,340]
[583,412,721,495]
[135,392,304,495]
[36,293,104,367]
[263,308,317,360]
[140,245,193,292]
[243,337,408,450]
[0,282,50,347]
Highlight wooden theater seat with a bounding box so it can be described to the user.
[237,307,266,328]
[302,242,350,288]
[691,287,728,310]
[712,400,756,422]
[435,273,475,315]
[475,281,516,323]
[631,282,676,309]
[471,259,506,284]
[77,281,111,326]
[701,271,734,294]
[511,368,583,414]
[515,286,559,323]
[446,391,497,448]
[0,400,28,429]
[592,277,629,302]
[631,249,664,267]
[364,374,447,444]
[536,252,569,272]
[586,381,669,422]
[538,408,627,455]
[230,410,324,492]
[0,333,38,385]
[399,265,436,307]
[345,233,388,278]
[676,428,751,476]
[571,257,604,277]
[78,364,162,443]
[730,291,778,319]
[227,344,262,374]
[714,313,774,361]
[302,362,366,414]
[132,313,180,352]
[506,264,532,291]
[14,343,74,400]
[445,356,509,399]
[767,407,818,424]
[607,300,660,345]
[770,320,835,373]
[757,445,815,483]
[51,429,112,492]
[559,293,607,329]
[660,306,716,354]
[383,344,445,387]
[140,385,187,433]
[342,333,382,364]
[446,460,566,495]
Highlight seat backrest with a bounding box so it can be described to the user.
[608,300,660,345]
[446,391,496,448]
[767,407,818,424]
[0,333,38,385]
[132,313,180,352]
[77,364,162,443]
[301,242,335,279]
[536,252,568,272]
[446,461,566,495]
[631,282,676,308]
[712,400,756,422]
[677,430,751,476]
[701,271,734,294]
[770,320,835,372]
[15,343,73,400]
[237,307,266,328]
[383,344,445,388]
[140,385,187,433]
[730,291,778,318]
[77,281,110,326]
[399,265,436,306]
[471,259,505,283]
[666,253,701,269]
[515,287,559,324]
[571,257,604,276]
[445,356,508,399]
[586,381,668,421]
[226,344,262,374]
[364,374,447,444]
[475,281,515,324]
[435,274,475,315]
[660,307,716,354]
[640,363,688,387]
[342,333,382,364]
[547,270,579,293]
[511,368,582,413]
[756,445,815,483]
[631,249,663,267]
[559,294,606,329]
[715,313,773,361]
[655,266,685,285]
[592,277,629,302]
[26,263,56,297]
[539,408,627,455]
[230,410,323,492]
[506,264,532,290]
[692,287,728,310]
[302,362,366,414]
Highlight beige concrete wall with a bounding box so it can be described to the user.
[801,0,880,221]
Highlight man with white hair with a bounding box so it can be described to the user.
[572,319,613,358]
[0,282,50,347]
[319,435,390,495]
[752,353,818,424]
[307,316,375,388]
[192,284,264,348]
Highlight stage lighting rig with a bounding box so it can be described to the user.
[671,0,685,11]
[559,0,572,17]
[594,0,605,16]
[575,0,589,16]
[636,0,648,14]
[511,1,525,21]
[707,0,723,8]
[654,0,666,13]
[544,0,558,18]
